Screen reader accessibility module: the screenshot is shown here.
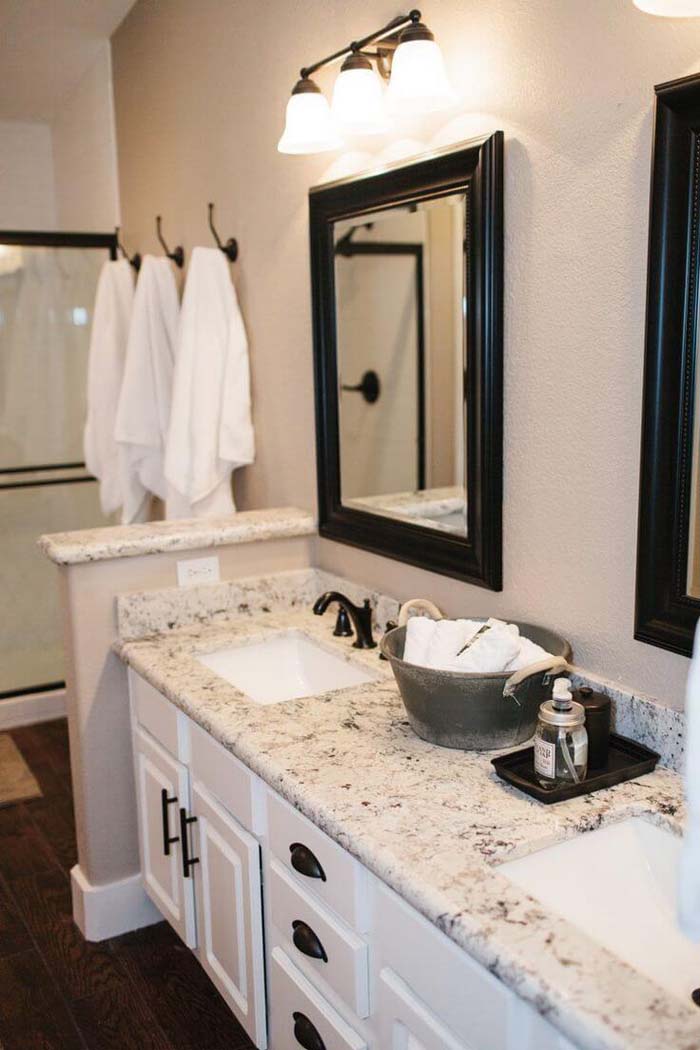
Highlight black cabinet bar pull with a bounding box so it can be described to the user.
[292,920,328,962]
[179,808,199,878]
[160,789,178,856]
[293,1011,326,1050]
[289,842,326,881]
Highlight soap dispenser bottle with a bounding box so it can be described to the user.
[534,678,588,789]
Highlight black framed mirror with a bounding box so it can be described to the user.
[310,134,503,588]
[636,73,700,655]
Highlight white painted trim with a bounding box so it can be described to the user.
[0,689,66,730]
[70,864,162,942]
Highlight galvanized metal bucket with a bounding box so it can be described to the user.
[380,620,573,751]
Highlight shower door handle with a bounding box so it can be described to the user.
[341,370,380,404]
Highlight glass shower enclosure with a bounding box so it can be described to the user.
[0,230,117,699]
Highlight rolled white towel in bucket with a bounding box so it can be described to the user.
[426,619,482,670]
[452,623,520,673]
[403,617,437,666]
[505,636,552,672]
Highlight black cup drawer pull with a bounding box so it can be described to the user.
[160,788,179,856]
[179,808,199,878]
[293,1011,326,1050]
[292,920,328,962]
[289,842,326,881]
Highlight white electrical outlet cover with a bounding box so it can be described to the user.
[176,555,220,587]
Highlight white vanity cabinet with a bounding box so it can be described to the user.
[128,670,268,1049]
[190,780,267,1044]
[132,725,196,948]
[127,669,579,1050]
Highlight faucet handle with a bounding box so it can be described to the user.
[333,606,353,638]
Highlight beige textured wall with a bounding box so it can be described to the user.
[112,0,700,709]
[52,42,121,231]
[0,120,55,228]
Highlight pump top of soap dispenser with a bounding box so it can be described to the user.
[539,678,585,728]
[552,678,573,709]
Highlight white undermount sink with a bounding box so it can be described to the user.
[196,630,377,704]
[499,817,700,1003]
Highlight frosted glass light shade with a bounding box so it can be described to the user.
[278,79,343,155]
[634,0,700,12]
[387,38,455,115]
[332,64,388,134]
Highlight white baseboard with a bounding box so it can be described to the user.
[70,864,162,942]
[0,688,66,730]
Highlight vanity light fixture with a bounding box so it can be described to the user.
[633,0,700,13]
[331,53,388,136]
[277,9,454,155]
[386,17,455,114]
[277,76,343,154]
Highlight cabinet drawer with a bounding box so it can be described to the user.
[373,881,511,1050]
[269,947,366,1050]
[269,858,369,1018]
[189,720,254,832]
[267,790,367,931]
[378,968,469,1050]
[129,669,180,758]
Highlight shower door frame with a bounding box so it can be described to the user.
[0,229,117,700]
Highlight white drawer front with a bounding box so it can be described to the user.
[267,790,367,931]
[189,720,254,832]
[129,669,181,758]
[373,881,511,1050]
[269,947,366,1050]
[269,858,369,1018]
[378,967,471,1050]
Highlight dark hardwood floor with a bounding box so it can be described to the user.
[0,718,255,1050]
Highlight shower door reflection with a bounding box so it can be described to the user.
[0,233,117,698]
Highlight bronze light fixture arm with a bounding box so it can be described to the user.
[299,9,421,80]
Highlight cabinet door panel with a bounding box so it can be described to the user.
[192,781,267,1048]
[133,726,196,947]
[378,968,470,1050]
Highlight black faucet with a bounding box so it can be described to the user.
[312,591,377,649]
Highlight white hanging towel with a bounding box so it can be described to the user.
[114,255,179,524]
[680,619,700,940]
[83,259,134,516]
[164,246,254,519]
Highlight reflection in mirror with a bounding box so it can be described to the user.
[334,194,467,537]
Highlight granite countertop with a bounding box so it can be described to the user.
[116,607,698,1050]
[39,507,315,565]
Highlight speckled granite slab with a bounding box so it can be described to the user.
[116,567,400,640]
[115,607,699,1050]
[117,570,684,772]
[571,668,685,774]
[39,506,314,565]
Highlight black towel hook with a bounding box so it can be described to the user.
[208,203,238,262]
[115,226,141,271]
[155,215,185,268]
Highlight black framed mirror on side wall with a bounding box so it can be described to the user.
[310,134,504,589]
[637,72,700,655]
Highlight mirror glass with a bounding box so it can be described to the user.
[334,192,467,537]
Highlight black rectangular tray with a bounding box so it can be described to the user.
[491,733,660,804]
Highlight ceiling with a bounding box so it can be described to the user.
[0,0,137,122]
